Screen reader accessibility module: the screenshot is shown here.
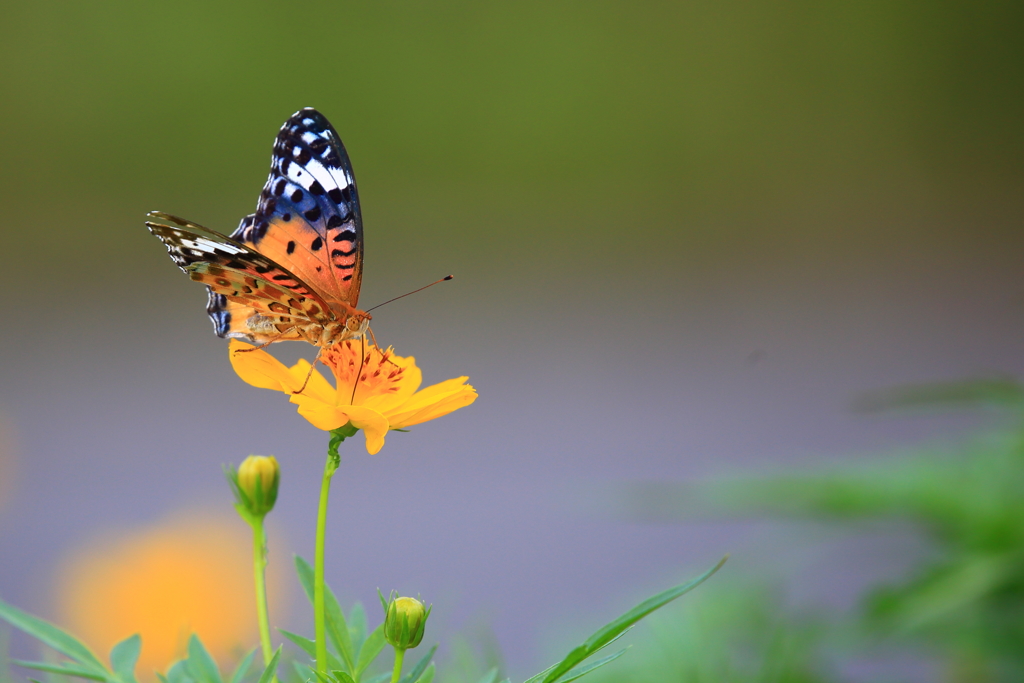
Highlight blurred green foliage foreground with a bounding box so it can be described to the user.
[607,378,1024,683]
[4,377,1023,683]
[0,557,724,683]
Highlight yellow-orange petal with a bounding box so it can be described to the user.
[289,397,391,454]
[386,377,474,416]
[388,386,478,428]
[337,406,392,454]
[229,341,300,393]
[290,394,351,431]
[387,359,423,400]
[361,367,422,412]
[228,339,474,452]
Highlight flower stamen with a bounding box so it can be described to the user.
[321,341,410,406]
[350,337,367,404]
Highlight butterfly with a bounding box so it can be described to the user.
[147,107,370,348]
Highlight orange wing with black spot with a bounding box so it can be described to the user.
[229,108,364,316]
[146,214,334,343]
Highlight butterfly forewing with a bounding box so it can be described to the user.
[230,108,364,314]
[147,215,325,303]
[147,216,335,341]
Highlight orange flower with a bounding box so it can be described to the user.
[229,340,477,454]
[57,512,288,679]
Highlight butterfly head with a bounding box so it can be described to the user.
[317,311,371,347]
[346,311,372,336]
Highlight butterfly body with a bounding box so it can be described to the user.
[148,108,369,348]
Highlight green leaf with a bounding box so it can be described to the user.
[869,553,1012,632]
[414,664,434,683]
[522,665,555,683]
[537,627,628,683]
[549,649,626,683]
[255,649,280,683]
[293,557,356,672]
[397,645,436,683]
[475,667,499,683]
[362,674,390,683]
[538,557,726,683]
[295,556,316,603]
[311,670,356,683]
[185,636,222,683]
[278,631,343,672]
[523,640,626,683]
[325,595,356,672]
[165,660,193,683]
[109,635,141,683]
[348,604,367,662]
[328,424,358,459]
[156,675,169,683]
[1,628,12,683]
[279,630,317,660]
[11,660,108,682]
[0,599,108,675]
[227,651,255,683]
[311,671,333,683]
[853,378,1024,414]
[354,624,385,678]
[291,661,314,683]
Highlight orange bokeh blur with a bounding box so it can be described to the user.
[56,512,288,678]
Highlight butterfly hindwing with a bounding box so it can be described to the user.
[206,291,290,342]
[192,266,308,343]
[231,108,364,314]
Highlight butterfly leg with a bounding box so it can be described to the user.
[235,330,291,352]
[292,345,326,395]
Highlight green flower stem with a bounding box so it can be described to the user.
[314,449,341,674]
[390,649,405,683]
[250,516,277,682]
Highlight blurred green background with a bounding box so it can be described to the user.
[3,1,1021,301]
[1,1,1023,682]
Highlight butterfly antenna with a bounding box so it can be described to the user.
[365,275,454,313]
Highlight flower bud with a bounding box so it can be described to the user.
[230,455,279,518]
[383,595,430,651]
